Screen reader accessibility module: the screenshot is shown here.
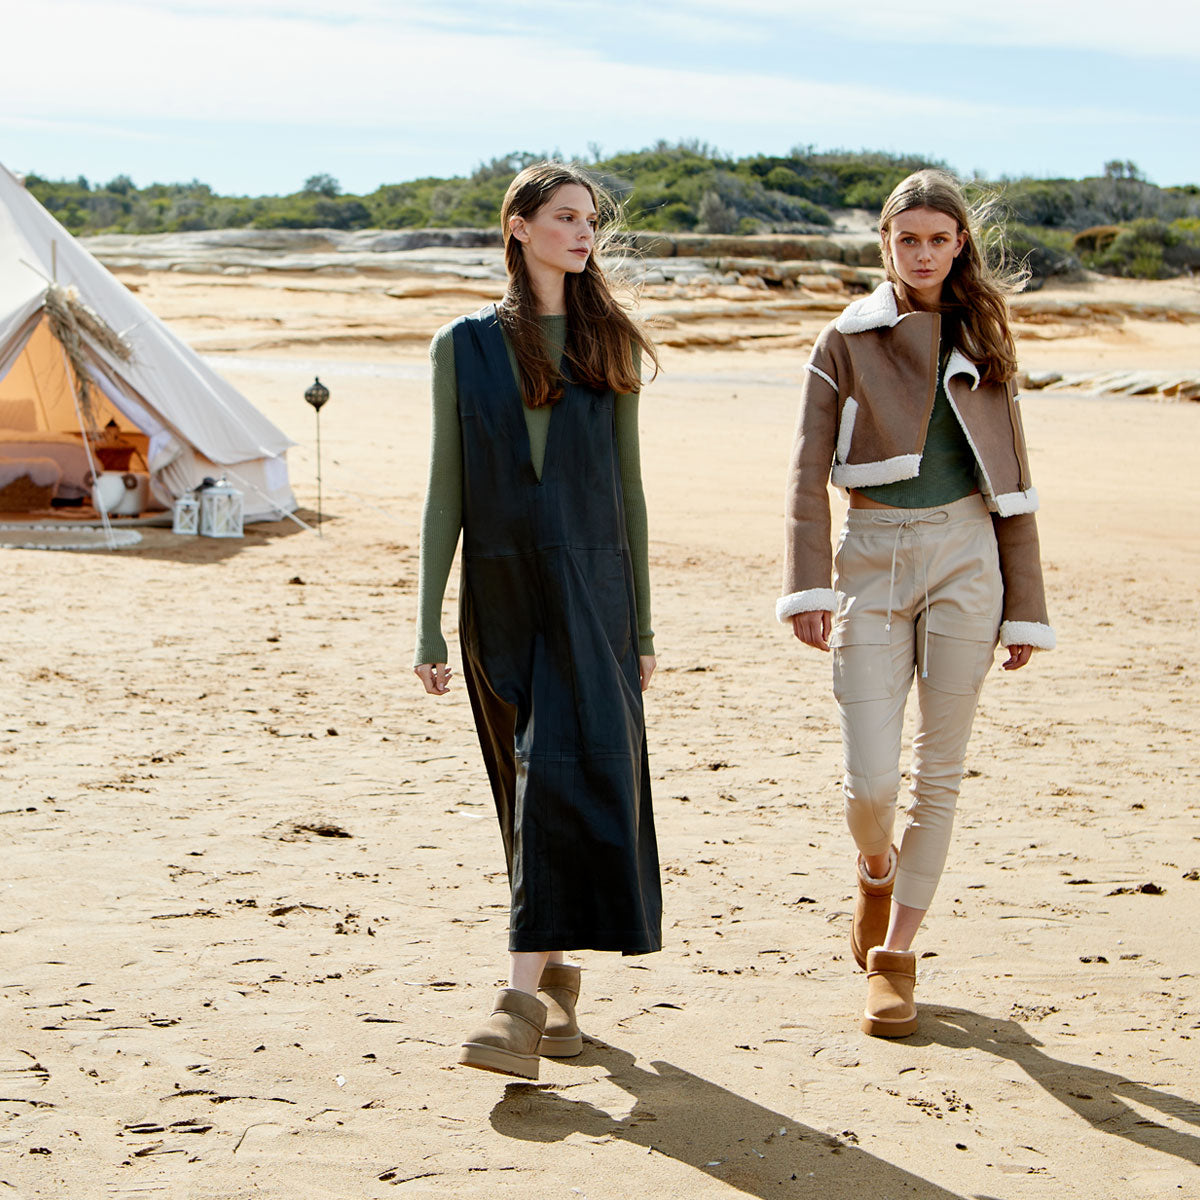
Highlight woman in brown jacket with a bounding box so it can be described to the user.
[779,169,1054,1038]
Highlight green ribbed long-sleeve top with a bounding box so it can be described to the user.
[414,314,654,666]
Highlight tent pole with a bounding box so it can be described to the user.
[58,344,115,549]
[315,406,323,536]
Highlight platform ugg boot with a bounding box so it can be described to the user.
[852,847,897,970]
[458,988,547,1079]
[537,963,583,1057]
[861,947,918,1038]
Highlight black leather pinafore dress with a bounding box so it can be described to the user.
[451,306,661,955]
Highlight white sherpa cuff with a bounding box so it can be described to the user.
[776,588,836,624]
[999,620,1056,650]
[831,452,921,490]
[993,487,1040,517]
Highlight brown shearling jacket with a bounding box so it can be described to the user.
[778,282,1054,649]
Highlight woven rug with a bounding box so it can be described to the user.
[0,524,142,551]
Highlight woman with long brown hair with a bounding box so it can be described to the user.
[779,169,1054,1037]
[414,161,661,1079]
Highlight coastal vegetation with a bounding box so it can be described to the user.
[21,145,1200,280]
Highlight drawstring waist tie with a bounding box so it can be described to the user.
[871,509,949,677]
[842,493,991,678]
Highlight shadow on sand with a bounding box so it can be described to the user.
[119,507,321,562]
[490,1008,1200,1195]
[490,1039,968,1199]
[916,1006,1200,1168]
[0,507,323,562]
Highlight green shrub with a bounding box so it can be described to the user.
[784,196,833,226]
[17,149,1200,240]
[697,190,738,234]
[1003,223,1083,286]
[764,166,804,194]
[1129,244,1165,277]
[843,177,911,210]
[635,201,697,231]
[1085,218,1200,278]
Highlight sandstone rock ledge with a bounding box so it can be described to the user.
[81,231,1200,390]
[81,228,881,283]
[1019,369,1200,401]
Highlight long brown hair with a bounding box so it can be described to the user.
[499,161,658,408]
[879,169,1027,385]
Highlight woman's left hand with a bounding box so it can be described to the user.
[1002,644,1033,671]
[639,655,657,692]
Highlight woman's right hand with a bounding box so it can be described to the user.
[414,663,453,695]
[791,611,832,652]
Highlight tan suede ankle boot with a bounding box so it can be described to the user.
[537,963,582,1057]
[852,847,896,970]
[459,988,547,1079]
[862,947,918,1038]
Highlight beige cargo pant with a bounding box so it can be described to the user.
[832,493,1003,910]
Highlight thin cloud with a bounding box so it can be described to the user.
[3,1,1196,190]
[638,0,1200,59]
[0,115,165,142]
[0,2,1165,129]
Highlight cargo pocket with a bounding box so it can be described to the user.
[830,620,892,705]
[920,610,997,696]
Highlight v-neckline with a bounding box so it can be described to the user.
[487,305,565,489]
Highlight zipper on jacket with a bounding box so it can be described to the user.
[1006,379,1030,491]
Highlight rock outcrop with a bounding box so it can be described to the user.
[82,228,506,277]
[622,232,880,266]
[80,229,1199,391]
[81,228,881,277]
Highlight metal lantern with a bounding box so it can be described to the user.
[304,377,329,412]
[172,493,199,534]
[304,376,330,535]
[198,478,244,538]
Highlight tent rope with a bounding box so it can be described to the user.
[218,463,313,533]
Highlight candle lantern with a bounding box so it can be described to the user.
[172,493,199,534]
[198,478,244,538]
[304,376,331,535]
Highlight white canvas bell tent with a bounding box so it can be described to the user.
[0,163,295,520]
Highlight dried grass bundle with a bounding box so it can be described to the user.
[44,283,133,435]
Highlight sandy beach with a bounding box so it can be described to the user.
[2,261,1199,1199]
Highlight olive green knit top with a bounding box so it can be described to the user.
[414,314,653,666]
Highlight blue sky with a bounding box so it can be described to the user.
[2,0,1198,195]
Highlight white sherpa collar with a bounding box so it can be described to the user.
[944,347,981,392]
[834,282,905,333]
[837,288,986,393]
